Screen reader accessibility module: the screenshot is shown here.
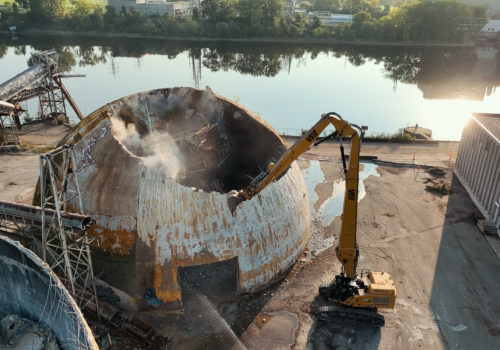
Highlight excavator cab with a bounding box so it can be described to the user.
[320,272,397,308]
[318,271,396,327]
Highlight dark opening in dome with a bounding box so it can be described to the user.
[109,87,286,193]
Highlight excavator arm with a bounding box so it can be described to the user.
[230,112,396,327]
[229,112,365,278]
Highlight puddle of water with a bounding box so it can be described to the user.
[317,179,345,227]
[300,160,325,210]
[302,161,380,227]
[359,162,380,201]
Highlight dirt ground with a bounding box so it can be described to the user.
[1,124,500,349]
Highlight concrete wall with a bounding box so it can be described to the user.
[454,115,500,228]
[0,236,97,350]
[54,87,310,310]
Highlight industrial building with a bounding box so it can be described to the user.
[107,0,194,16]
[479,19,500,40]
[454,113,500,231]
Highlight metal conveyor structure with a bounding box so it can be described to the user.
[0,50,85,146]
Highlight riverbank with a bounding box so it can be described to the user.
[6,29,476,48]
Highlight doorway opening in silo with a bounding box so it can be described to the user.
[179,257,239,305]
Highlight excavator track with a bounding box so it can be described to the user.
[315,304,385,328]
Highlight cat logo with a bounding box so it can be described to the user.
[306,130,318,142]
[348,189,356,200]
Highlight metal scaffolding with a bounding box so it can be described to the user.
[39,145,100,315]
[0,50,85,126]
[0,114,19,146]
[29,51,68,120]
[38,77,67,120]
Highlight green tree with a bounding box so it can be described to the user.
[70,0,93,18]
[103,5,117,30]
[192,6,200,21]
[341,0,375,14]
[311,15,321,29]
[298,1,312,10]
[313,0,340,11]
[237,0,284,35]
[201,0,236,23]
[29,0,65,22]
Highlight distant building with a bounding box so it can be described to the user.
[304,11,353,26]
[454,113,500,232]
[292,8,307,15]
[108,0,193,16]
[330,14,353,24]
[479,19,500,40]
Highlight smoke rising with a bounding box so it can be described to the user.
[110,117,184,179]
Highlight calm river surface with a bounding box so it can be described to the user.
[1,35,499,140]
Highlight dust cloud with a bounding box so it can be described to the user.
[110,117,184,179]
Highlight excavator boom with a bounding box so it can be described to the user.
[230,112,362,278]
[229,112,396,327]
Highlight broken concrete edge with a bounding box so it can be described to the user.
[59,86,286,148]
[0,235,98,350]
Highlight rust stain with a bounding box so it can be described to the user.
[154,262,181,303]
[222,216,229,230]
[88,225,135,255]
[240,254,283,286]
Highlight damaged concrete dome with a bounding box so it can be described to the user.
[48,87,310,309]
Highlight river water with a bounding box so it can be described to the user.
[1,35,499,140]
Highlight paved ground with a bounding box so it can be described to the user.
[0,122,70,204]
[1,125,499,349]
[238,140,500,350]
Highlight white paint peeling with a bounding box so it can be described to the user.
[60,87,312,305]
[137,162,310,296]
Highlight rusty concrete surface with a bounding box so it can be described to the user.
[0,236,98,350]
[43,87,310,309]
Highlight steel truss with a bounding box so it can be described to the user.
[38,78,67,120]
[39,145,100,315]
[30,51,68,120]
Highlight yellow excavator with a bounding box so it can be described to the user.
[229,112,396,327]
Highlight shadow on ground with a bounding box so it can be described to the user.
[306,295,381,350]
[429,175,500,349]
[140,279,283,349]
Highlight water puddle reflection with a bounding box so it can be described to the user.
[301,161,380,227]
[300,160,325,210]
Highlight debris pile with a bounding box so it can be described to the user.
[0,315,58,350]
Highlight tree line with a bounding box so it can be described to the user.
[0,0,489,43]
